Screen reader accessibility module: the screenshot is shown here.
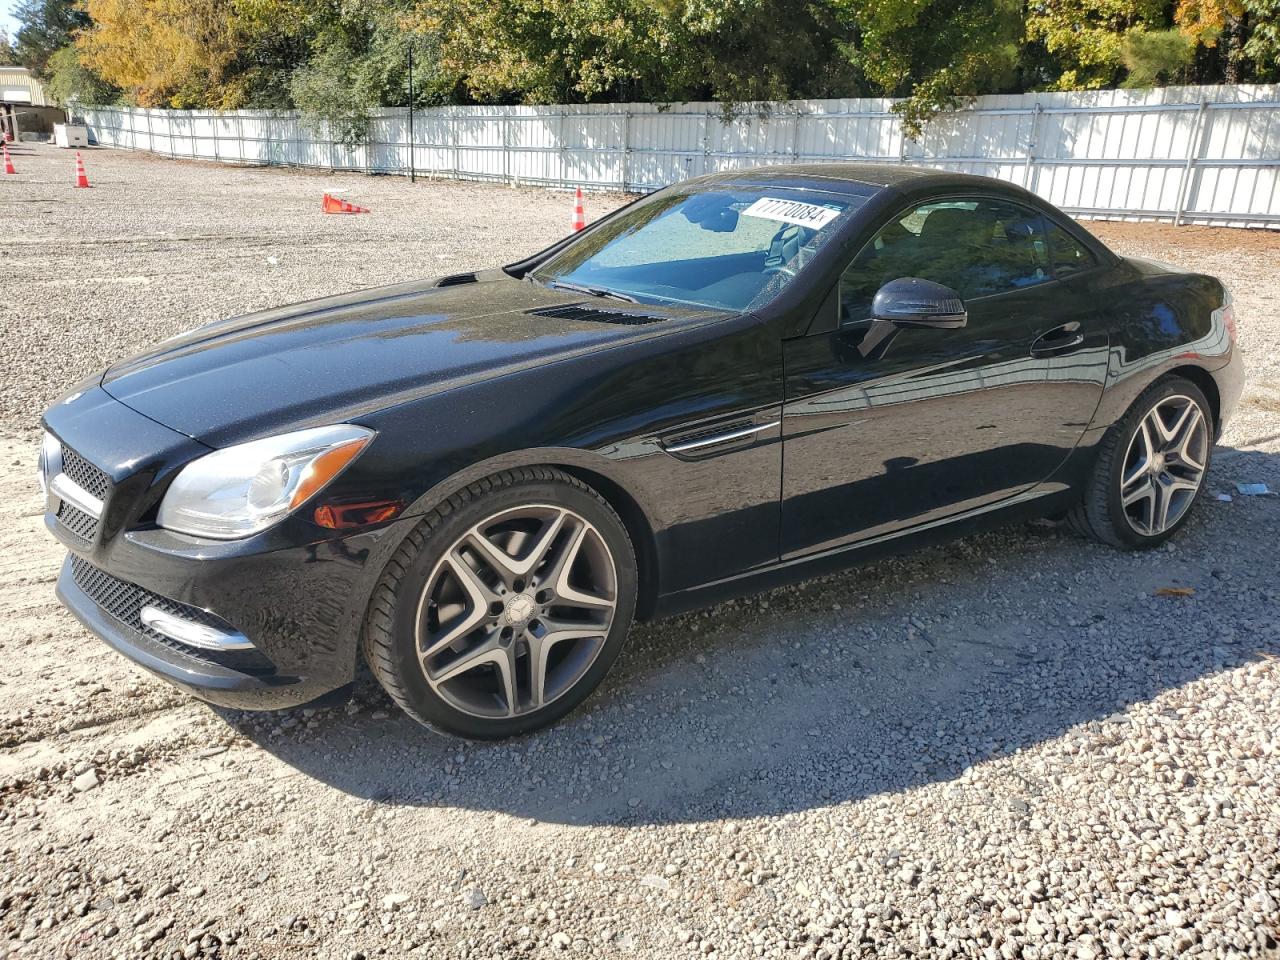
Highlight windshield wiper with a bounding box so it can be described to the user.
[547,280,639,303]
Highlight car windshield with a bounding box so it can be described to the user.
[530,186,862,311]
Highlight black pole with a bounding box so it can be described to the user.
[407,45,416,184]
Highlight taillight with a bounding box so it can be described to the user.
[1213,289,1236,344]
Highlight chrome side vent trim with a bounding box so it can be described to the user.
[661,418,781,460]
[664,420,780,454]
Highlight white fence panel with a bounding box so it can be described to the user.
[79,83,1280,228]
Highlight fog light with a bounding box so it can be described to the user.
[140,605,254,651]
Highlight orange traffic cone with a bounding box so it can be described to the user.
[322,192,370,214]
[2,144,14,175]
[571,186,585,231]
[74,151,91,188]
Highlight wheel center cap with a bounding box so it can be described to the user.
[1150,452,1166,473]
[505,593,536,626]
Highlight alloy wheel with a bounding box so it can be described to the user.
[415,504,618,719]
[1119,394,1209,537]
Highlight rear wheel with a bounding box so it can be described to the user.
[1068,376,1213,549]
[362,468,636,739]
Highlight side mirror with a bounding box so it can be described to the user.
[871,277,967,329]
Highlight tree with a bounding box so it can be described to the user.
[411,0,857,107]
[835,0,1023,138]
[290,32,426,147]
[1242,0,1280,78]
[13,0,90,76]
[1121,28,1194,86]
[231,0,342,108]
[287,0,447,147]
[0,31,20,65]
[16,0,1268,143]
[78,0,256,107]
[1176,0,1280,81]
[1026,0,1167,89]
[44,43,118,104]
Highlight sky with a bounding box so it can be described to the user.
[1,0,20,39]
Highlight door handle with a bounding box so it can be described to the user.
[1030,322,1084,357]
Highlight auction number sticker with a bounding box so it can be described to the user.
[741,197,841,229]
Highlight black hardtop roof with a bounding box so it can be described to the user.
[690,162,1035,200]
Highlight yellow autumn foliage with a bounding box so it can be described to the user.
[78,0,254,108]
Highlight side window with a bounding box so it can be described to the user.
[839,198,1052,323]
[1047,223,1097,277]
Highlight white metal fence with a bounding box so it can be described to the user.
[79,84,1280,228]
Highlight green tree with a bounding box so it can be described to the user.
[413,0,857,106]
[288,0,446,147]
[835,0,1023,138]
[1026,0,1167,89]
[231,0,341,108]
[1176,0,1280,81]
[44,43,118,103]
[1122,28,1194,86]
[23,0,1274,144]
[13,0,90,76]
[0,30,20,65]
[1242,0,1280,77]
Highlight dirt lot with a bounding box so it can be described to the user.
[1,142,1278,960]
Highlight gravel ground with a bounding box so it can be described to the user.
[1,142,1278,960]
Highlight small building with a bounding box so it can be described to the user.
[1,66,66,140]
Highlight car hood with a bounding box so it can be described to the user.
[101,274,719,444]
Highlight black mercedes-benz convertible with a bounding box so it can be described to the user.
[41,164,1243,738]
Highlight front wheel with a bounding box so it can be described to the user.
[1068,376,1213,549]
[362,468,637,739]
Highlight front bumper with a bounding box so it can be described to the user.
[56,556,313,708]
[42,384,418,711]
[50,514,416,710]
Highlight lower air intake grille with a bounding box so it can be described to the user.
[56,502,98,542]
[70,557,272,673]
[528,303,665,325]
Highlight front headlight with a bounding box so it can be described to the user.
[157,424,374,540]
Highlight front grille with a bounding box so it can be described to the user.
[528,303,666,325]
[70,557,273,674]
[56,502,98,542]
[52,445,111,543]
[60,446,110,501]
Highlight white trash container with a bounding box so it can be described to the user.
[54,124,90,148]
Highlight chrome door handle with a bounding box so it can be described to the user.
[1030,323,1084,357]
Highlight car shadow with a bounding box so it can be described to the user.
[220,442,1279,827]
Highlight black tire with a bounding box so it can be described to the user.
[361,467,637,739]
[1067,376,1213,550]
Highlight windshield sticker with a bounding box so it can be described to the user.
[741,197,841,229]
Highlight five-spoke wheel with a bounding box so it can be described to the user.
[1118,394,1209,537]
[418,504,618,719]
[362,468,636,739]
[1068,376,1214,549]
